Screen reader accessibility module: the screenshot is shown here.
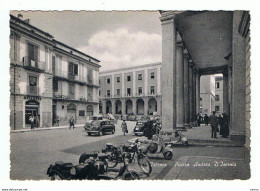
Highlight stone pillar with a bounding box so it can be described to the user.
[183,52,190,127]
[193,67,197,124]
[144,99,148,116]
[176,42,185,129]
[121,99,126,115]
[144,70,148,96]
[230,11,246,144]
[102,101,106,115]
[196,72,200,114]
[122,73,125,97]
[111,100,115,115]
[223,71,229,114]
[157,97,162,116]
[132,98,137,115]
[161,17,177,131]
[157,66,161,95]
[133,71,136,96]
[188,61,194,126]
[111,74,115,97]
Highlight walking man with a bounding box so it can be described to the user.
[29,115,35,130]
[69,116,75,130]
[209,111,218,138]
[121,120,128,136]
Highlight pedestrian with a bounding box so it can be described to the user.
[121,120,128,136]
[35,114,40,128]
[196,113,202,126]
[222,112,229,138]
[209,111,218,138]
[69,116,75,130]
[29,115,35,130]
[56,115,60,126]
[204,114,209,126]
[218,114,224,136]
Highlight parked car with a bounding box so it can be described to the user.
[84,115,104,131]
[122,115,128,121]
[133,119,156,136]
[127,114,137,121]
[85,120,115,136]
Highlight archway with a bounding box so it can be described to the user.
[136,99,145,115]
[125,99,133,114]
[115,100,122,114]
[105,100,112,114]
[148,98,157,115]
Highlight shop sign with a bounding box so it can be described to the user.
[26,100,39,105]
[24,95,41,101]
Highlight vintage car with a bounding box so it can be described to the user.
[127,113,137,121]
[133,119,155,136]
[121,115,128,121]
[83,115,104,131]
[85,119,115,136]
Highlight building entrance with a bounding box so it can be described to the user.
[25,100,39,125]
[67,103,76,124]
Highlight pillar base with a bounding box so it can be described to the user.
[230,131,246,145]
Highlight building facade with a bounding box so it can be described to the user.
[200,75,216,115]
[10,14,100,130]
[99,63,162,116]
[215,75,223,115]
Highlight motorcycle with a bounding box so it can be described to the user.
[102,139,152,175]
[171,130,189,146]
[47,152,139,180]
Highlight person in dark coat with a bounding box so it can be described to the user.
[218,114,223,135]
[209,111,218,138]
[69,116,75,130]
[204,114,209,126]
[196,113,202,126]
[222,112,229,138]
[121,120,128,136]
[29,115,35,130]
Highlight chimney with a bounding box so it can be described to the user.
[17,14,23,19]
[24,19,30,24]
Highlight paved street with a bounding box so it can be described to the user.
[10,120,249,180]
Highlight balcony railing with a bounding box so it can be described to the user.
[23,56,45,72]
[68,73,75,80]
[27,85,39,95]
[67,94,75,100]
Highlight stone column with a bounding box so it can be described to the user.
[122,73,125,97]
[111,74,115,97]
[157,66,161,95]
[196,71,200,114]
[121,99,126,115]
[132,98,137,115]
[183,51,190,127]
[230,11,246,144]
[176,42,185,129]
[102,101,106,115]
[133,71,136,96]
[223,71,229,114]
[144,70,148,96]
[144,99,148,116]
[161,17,177,131]
[111,100,115,115]
[188,61,194,126]
[193,67,197,124]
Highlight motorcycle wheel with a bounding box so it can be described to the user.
[122,170,140,180]
[184,141,189,146]
[137,156,152,175]
[106,155,118,168]
[163,151,173,160]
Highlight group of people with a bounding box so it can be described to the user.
[29,114,40,130]
[209,111,229,138]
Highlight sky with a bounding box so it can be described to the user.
[10,11,162,71]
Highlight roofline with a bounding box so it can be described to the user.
[10,14,54,38]
[53,39,100,62]
[100,62,162,74]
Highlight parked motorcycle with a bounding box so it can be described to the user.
[102,140,152,175]
[47,152,139,180]
[171,130,189,146]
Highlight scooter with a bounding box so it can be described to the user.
[171,130,189,146]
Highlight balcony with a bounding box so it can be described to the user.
[53,69,67,78]
[23,56,45,72]
[68,73,75,80]
[27,85,39,95]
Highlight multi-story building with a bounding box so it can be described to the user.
[215,75,223,115]
[200,75,216,115]
[9,14,100,130]
[99,63,162,116]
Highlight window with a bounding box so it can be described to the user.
[138,87,143,95]
[150,72,155,79]
[216,82,220,88]
[53,80,58,92]
[215,106,220,111]
[138,74,142,80]
[27,43,38,67]
[150,86,155,95]
[107,90,110,97]
[99,91,101,96]
[69,62,78,75]
[215,95,220,101]
[127,75,131,82]
[79,110,85,116]
[107,78,110,84]
[28,75,38,95]
[116,89,120,96]
[127,88,131,96]
[117,77,120,83]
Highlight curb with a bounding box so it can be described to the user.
[10,124,84,133]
